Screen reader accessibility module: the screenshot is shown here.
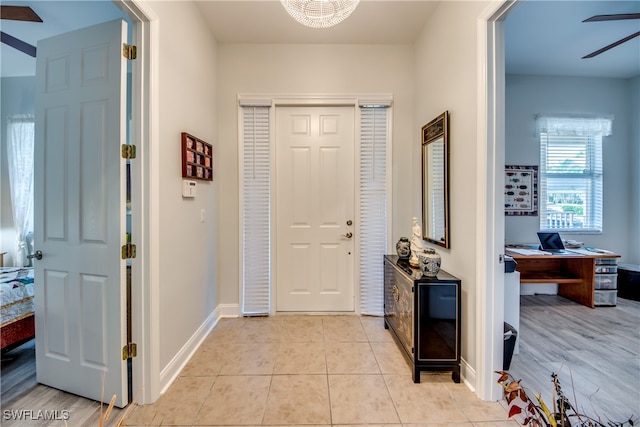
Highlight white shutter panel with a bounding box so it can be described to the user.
[359,106,389,316]
[241,106,271,315]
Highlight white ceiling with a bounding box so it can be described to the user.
[1,0,638,79]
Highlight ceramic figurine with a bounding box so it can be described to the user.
[409,217,424,267]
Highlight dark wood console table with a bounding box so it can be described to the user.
[383,255,461,383]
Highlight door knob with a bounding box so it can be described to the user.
[341,232,353,239]
[27,250,43,261]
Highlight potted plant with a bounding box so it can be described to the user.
[496,370,638,427]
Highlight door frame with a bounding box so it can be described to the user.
[238,94,393,316]
[476,0,516,401]
[112,0,159,405]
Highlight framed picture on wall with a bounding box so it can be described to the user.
[505,165,538,216]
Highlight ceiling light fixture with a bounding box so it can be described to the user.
[281,0,360,29]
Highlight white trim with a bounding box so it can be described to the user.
[159,306,222,394]
[114,0,160,405]
[476,0,514,402]
[237,94,393,317]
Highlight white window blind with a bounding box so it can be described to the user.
[241,106,271,315]
[359,106,389,316]
[539,123,606,233]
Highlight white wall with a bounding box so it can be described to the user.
[147,2,219,371]
[412,0,490,381]
[505,74,635,263]
[216,44,415,306]
[0,76,35,267]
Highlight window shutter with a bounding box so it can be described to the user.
[359,106,389,316]
[241,106,271,315]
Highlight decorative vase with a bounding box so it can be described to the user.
[418,248,441,277]
[396,237,411,259]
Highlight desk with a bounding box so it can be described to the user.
[505,249,620,308]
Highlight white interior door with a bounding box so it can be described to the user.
[276,106,355,312]
[34,19,128,407]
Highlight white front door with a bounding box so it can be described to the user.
[34,19,129,407]
[276,106,355,312]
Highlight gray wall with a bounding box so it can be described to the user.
[1,76,35,266]
[505,74,637,263]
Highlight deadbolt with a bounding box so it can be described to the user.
[346,220,353,226]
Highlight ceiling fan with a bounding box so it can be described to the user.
[582,12,640,59]
[0,5,42,57]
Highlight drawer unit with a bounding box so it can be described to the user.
[594,257,618,306]
[594,289,617,306]
[594,273,617,290]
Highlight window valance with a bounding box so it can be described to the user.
[535,114,613,136]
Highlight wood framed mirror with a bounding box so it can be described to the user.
[421,111,450,248]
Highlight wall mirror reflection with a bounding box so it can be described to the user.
[421,111,450,248]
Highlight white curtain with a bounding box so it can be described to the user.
[7,115,35,267]
[535,114,613,136]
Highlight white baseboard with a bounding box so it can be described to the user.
[218,303,240,318]
[460,357,476,393]
[158,305,222,394]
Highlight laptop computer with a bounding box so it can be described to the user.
[537,232,570,254]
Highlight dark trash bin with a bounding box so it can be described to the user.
[618,264,640,302]
[503,322,518,370]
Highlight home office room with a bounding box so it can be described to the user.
[501,1,640,420]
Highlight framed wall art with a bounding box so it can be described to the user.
[181,132,213,181]
[505,165,537,216]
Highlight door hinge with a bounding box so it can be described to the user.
[121,243,137,260]
[123,43,137,60]
[122,343,137,360]
[121,144,136,159]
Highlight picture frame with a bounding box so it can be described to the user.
[181,132,213,181]
[505,165,537,216]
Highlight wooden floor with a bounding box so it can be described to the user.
[509,295,640,423]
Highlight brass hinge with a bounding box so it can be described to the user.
[121,243,137,260]
[121,144,136,159]
[122,343,137,360]
[122,43,137,60]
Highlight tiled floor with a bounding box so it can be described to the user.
[126,315,516,426]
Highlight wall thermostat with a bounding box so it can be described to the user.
[182,180,197,198]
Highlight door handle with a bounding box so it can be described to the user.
[341,232,353,239]
[27,250,43,261]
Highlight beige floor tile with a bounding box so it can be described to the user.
[219,342,279,375]
[235,318,282,343]
[328,374,400,424]
[278,317,325,342]
[274,342,327,374]
[445,382,510,422]
[360,316,396,343]
[322,316,369,342]
[180,344,229,377]
[325,342,380,374]
[384,374,468,423]
[371,341,411,374]
[262,375,331,425]
[194,376,271,425]
[129,376,215,426]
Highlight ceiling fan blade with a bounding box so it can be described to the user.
[0,31,36,57]
[0,5,42,22]
[583,13,640,22]
[582,31,640,59]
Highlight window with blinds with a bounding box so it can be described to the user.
[539,133,603,233]
[359,106,389,316]
[240,106,271,315]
